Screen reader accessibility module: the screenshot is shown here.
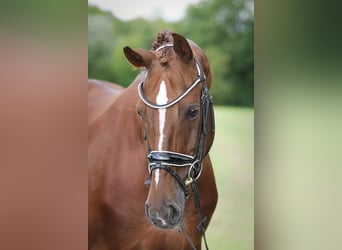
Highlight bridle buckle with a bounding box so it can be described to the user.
[186,160,203,186]
[185,177,193,186]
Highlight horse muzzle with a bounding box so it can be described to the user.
[145,201,183,229]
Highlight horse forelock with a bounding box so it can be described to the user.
[151,30,174,67]
[151,29,174,51]
[149,30,210,88]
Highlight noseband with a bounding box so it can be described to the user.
[138,46,214,197]
[138,44,214,250]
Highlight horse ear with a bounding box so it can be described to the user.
[172,33,193,63]
[123,47,153,68]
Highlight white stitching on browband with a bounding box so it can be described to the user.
[149,150,195,159]
[138,78,202,109]
[138,60,204,109]
[155,43,174,52]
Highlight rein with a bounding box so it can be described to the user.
[138,44,214,250]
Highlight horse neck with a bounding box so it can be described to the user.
[107,73,145,143]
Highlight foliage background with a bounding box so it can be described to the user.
[208,106,254,249]
[88,0,254,106]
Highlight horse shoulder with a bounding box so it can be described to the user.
[88,79,125,125]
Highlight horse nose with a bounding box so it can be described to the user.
[145,201,182,228]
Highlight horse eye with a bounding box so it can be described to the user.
[137,109,143,118]
[186,106,199,119]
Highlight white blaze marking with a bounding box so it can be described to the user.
[156,212,167,226]
[156,80,168,150]
[155,81,168,188]
[155,169,160,187]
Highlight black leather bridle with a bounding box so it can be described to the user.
[138,54,214,197]
[138,44,215,250]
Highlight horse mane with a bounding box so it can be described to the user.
[151,29,174,67]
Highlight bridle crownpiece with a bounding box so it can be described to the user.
[138,42,214,250]
[138,44,214,196]
[138,58,206,109]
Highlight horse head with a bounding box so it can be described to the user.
[123,31,215,230]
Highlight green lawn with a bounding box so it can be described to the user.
[206,106,254,250]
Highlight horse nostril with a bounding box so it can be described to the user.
[145,203,151,218]
[168,204,181,224]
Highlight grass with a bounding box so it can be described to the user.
[205,106,254,250]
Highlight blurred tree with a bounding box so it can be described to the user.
[88,9,118,82]
[88,6,177,86]
[88,0,254,106]
[178,0,254,106]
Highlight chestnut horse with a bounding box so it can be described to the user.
[88,30,218,250]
